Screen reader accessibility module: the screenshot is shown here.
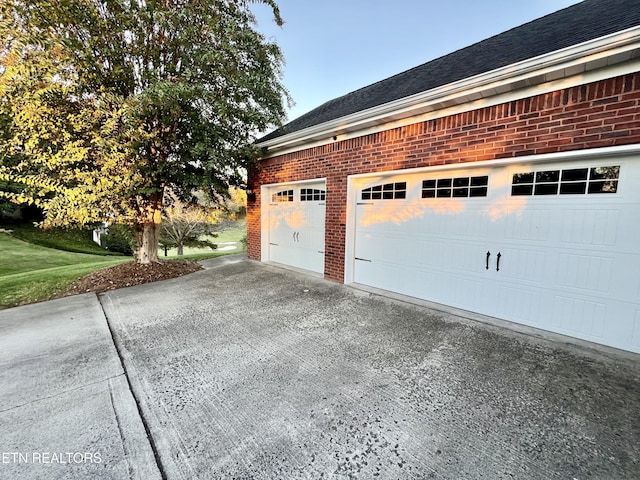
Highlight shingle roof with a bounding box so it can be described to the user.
[260,0,640,143]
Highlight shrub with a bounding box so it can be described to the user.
[101,224,135,255]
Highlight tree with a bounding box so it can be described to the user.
[159,190,219,256]
[0,0,288,263]
[225,186,248,219]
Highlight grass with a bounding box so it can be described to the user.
[0,260,129,309]
[8,224,124,256]
[0,220,246,309]
[0,233,129,309]
[166,250,243,262]
[158,220,246,259]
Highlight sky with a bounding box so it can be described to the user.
[252,0,583,126]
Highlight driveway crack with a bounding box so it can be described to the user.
[108,380,135,480]
[0,374,125,414]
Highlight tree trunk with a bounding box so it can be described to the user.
[136,222,160,264]
[177,243,184,256]
[135,191,163,264]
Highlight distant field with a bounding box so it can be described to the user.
[0,233,128,309]
[158,220,246,258]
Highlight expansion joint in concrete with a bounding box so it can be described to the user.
[97,293,168,480]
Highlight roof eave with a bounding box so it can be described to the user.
[257,26,640,155]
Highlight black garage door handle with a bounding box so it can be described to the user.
[486,251,491,270]
[496,252,502,272]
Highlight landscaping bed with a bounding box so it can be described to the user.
[65,260,203,295]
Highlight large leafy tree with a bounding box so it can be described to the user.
[0,0,287,263]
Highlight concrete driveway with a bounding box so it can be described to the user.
[0,293,160,480]
[2,255,640,479]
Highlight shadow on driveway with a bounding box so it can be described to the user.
[100,255,640,479]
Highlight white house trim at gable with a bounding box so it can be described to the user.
[258,26,640,157]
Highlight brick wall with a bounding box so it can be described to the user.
[248,73,640,283]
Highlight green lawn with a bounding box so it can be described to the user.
[9,224,124,255]
[158,220,246,259]
[0,233,129,309]
[0,220,246,309]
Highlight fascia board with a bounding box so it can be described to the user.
[258,26,640,154]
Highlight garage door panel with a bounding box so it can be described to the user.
[551,295,606,339]
[304,203,326,228]
[554,253,613,293]
[354,260,413,293]
[495,247,546,283]
[421,209,491,238]
[355,258,485,310]
[419,241,449,268]
[268,205,295,244]
[503,209,552,241]
[496,284,543,325]
[296,225,324,251]
[418,241,489,275]
[416,265,488,309]
[449,276,485,309]
[560,208,620,246]
[612,255,640,300]
[593,302,640,351]
[413,269,477,308]
[633,310,640,348]
[550,252,637,301]
[269,243,299,267]
[616,206,640,252]
[354,232,396,263]
[270,236,324,273]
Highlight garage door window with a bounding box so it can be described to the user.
[589,166,620,194]
[301,188,326,201]
[512,166,619,196]
[362,182,406,200]
[422,176,488,198]
[272,190,294,202]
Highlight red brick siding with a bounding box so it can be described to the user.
[248,73,640,282]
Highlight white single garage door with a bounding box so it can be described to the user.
[349,156,640,353]
[263,181,326,274]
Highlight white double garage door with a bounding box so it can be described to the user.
[263,152,640,353]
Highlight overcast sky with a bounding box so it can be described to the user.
[252,0,583,125]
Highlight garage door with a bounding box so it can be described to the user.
[265,181,326,274]
[349,157,640,353]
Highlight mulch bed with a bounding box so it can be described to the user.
[65,260,203,295]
